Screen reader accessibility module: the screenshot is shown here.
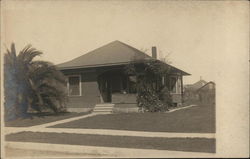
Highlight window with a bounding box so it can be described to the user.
[170,77,177,93]
[67,75,81,96]
[169,76,182,94]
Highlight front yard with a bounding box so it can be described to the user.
[51,104,215,133]
[5,104,216,154]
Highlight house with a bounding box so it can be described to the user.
[184,78,207,91]
[57,40,190,112]
[197,81,216,105]
[183,78,208,103]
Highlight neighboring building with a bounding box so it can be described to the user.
[57,40,190,112]
[185,79,207,91]
[197,81,216,105]
[183,79,208,103]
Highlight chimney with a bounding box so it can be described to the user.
[152,46,157,59]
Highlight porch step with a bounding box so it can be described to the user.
[95,104,114,107]
[93,103,115,113]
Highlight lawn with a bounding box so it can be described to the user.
[6,131,215,153]
[51,104,215,133]
[5,112,89,127]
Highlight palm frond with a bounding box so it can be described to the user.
[29,61,67,84]
[18,44,43,64]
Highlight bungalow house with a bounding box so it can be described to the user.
[57,40,190,113]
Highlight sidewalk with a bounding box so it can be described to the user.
[167,104,198,113]
[5,127,215,138]
[5,141,215,158]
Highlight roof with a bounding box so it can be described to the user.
[57,40,190,75]
[197,81,216,92]
[192,80,207,90]
[184,79,207,91]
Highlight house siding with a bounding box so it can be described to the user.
[65,71,101,111]
[112,93,137,104]
[197,82,216,105]
[112,93,138,113]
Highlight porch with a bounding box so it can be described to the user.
[94,66,183,113]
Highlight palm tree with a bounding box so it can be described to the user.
[4,43,68,121]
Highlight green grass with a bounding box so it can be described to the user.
[5,112,90,127]
[6,131,216,153]
[51,104,215,133]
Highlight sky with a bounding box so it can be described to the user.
[2,0,249,84]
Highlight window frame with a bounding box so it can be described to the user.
[67,75,82,96]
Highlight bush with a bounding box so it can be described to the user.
[137,89,167,112]
[125,59,173,113]
[158,86,173,109]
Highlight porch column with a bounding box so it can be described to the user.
[125,76,128,93]
[180,75,184,103]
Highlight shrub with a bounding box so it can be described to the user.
[125,59,172,112]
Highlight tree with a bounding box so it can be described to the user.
[125,58,172,112]
[4,43,68,121]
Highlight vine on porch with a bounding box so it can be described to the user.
[125,59,173,112]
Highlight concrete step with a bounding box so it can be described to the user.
[95,106,114,109]
[94,107,113,109]
[95,104,114,107]
[94,110,113,112]
[93,108,113,111]
[94,108,113,110]
[93,103,114,113]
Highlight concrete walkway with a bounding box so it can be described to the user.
[30,112,103,129]
[5,141,215,158]
[5,112,106,135]
[5,127,215,138]
[167,104,198,113]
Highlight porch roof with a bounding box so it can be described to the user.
[57,40,190,75]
